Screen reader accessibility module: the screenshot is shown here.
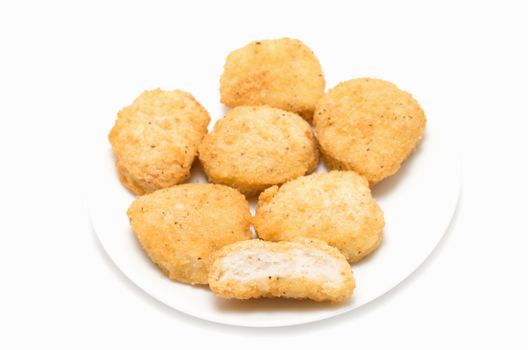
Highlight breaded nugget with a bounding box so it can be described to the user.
[127,184,251,285]
[253,171,384,263]
[208,238,355,302]
[198,106,319,195]
[314,78,426,185]
[109,89,210,195]
[220,38,325,121]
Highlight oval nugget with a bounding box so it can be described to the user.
[314,78,426,185]
[253,171,384,263]
[208,238,355,302]
[220,38,325,121]
[198,106,319,195]
[127,184,251,285]
[109,89,210,195]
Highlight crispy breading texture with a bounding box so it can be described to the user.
[127,184,251,285]
[313,78,426,185]
[253,171,384,263]
[220,38,325,122]
[198,106,319,195]
[109,89,210,195]
[208,238,355,302]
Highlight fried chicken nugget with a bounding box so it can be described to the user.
[253,171,384,263]
[208,238,355,302]
[198,106,319,196]
[314,78,426,185]
[109,89,210,195]
[127,184,251,285]
[220,38,325,122]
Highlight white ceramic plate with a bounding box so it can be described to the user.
[88,104,460,326]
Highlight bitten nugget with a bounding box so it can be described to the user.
[314,78,426,185]
[253,171,384,263]
[198,106,319,195]
[220,38,325,121]
[208,238,355,302]
[127,184,251,285]
[109,89,210,195]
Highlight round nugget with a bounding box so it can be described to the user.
[253,171,384,263]
[209,238,355,302]
[127,184,251,285]
[314,78,426,185]
[220,38,325,121]
[109,89,210,195]
[198,106,319,196]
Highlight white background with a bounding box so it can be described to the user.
[1,0,527,348]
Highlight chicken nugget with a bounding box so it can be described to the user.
[314,78,426,185]
[220,38,325,122]
[253,171,384,263]
[208,238,355,302]
[127,184,251,285]
[198,106,319,195]
[109,89,210,195]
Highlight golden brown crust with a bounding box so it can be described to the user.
[198,106,319,196]
[109,89,210,195]
[220,38,325,122]
[208,238,355,302]
[127,184,251,285]
[253,171,384,263]
[313,78,426,185]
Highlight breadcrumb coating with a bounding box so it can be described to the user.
[314,78,426,185]
[127,184,251,285]
[254,171,384,263]
[198,106,319,195]
[220,38,325,121]
[109,89,210,195]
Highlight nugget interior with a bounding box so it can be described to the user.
[218,249,344,285]
[209,239,355,302]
